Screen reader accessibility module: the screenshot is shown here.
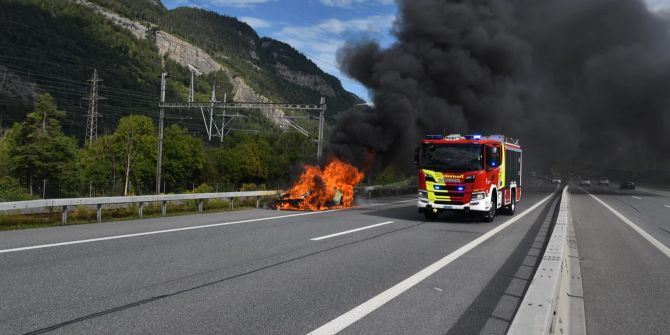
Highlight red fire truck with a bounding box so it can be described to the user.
[415,134,522,222]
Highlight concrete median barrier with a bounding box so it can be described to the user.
[508,186,586,335]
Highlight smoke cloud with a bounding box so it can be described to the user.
[328,0,670,173]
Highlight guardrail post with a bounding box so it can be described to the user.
[61,206,68,225]
[256,197,260,208]
[138,202,144,218]
[230,198,234,209]
[198,200,204,213]
[161,201,167,216]
[96,204,102,223]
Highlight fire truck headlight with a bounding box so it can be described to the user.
[419,191,428,198]
[471,192,486,200]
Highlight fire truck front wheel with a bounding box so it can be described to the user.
[481,193,497,223]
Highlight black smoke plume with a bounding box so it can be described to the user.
[328,0,670,173]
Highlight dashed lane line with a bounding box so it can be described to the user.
[310,221,395,241]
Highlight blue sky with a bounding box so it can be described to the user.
[162,0,668,103]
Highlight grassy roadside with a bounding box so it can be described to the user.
[0,197,277,231]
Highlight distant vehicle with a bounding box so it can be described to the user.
[620,181,636,190]
[552,177,562,184]
[598,177,610,186]
[580,179,591,186]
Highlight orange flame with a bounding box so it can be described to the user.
[277,158,365,211]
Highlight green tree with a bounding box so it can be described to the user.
[207,137,269,187]
[0,176,33,202]
[8,94,80,197]
[229,138,269,184]
[0,130,32,201]
[0,128,13,177]
[81,135,119,195]
[112,115,156,195]
[162,125,206,192]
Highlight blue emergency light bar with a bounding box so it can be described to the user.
[425,135,444,140]
[464,134,482,140]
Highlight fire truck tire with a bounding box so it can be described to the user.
[504,193,516,215]
[481,194,497,222]
[424,210,438,221]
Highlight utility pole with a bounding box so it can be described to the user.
[85,69,103,144]
[188,70,195,103]
[209,84,215,142]
[221,93,226,142]
[156,72,167,194]
[187,64,200,104]
[317,96,326,163]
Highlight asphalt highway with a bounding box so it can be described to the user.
[0,182,562,334]
[569,184,670,335]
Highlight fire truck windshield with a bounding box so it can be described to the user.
[420,143,484,172]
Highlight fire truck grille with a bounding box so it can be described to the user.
[434,191,464,197]
[435,200,465,205]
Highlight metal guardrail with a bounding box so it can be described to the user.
[0,191,280,224]
[508,186,586,335]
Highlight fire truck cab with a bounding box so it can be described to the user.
[415,134,522,222]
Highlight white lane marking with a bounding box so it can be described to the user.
[307,192,555,335]
[310,221,395,241]
[586,191,670,258]
[0,198,416,255]
[665,205,670,209]
[632,196,642,200]
[0,209,346,255]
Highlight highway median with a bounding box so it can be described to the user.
[508,186,586,335]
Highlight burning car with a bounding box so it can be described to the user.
[275,158,364,211]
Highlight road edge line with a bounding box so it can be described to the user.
[307,192,556,335]
[583,188,670,258]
